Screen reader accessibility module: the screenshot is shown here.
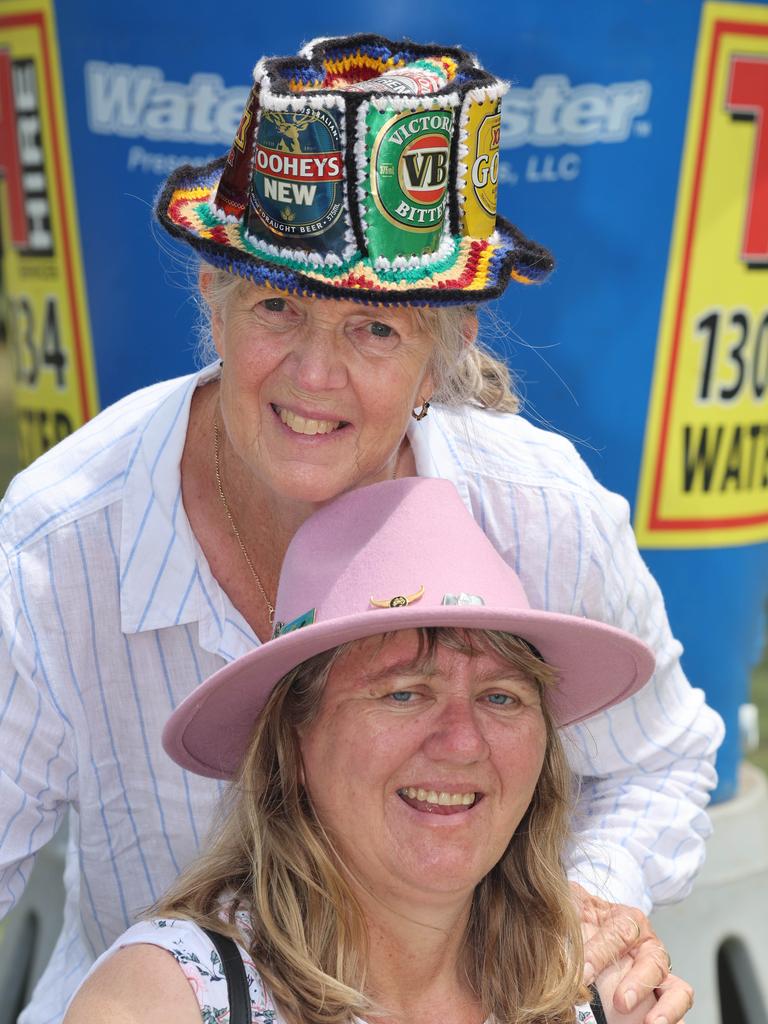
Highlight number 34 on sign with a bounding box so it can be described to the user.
[0,1,99,468]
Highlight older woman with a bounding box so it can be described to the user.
[65,477,660,1024]
[0,34,713,1024]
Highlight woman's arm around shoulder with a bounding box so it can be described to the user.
[63,944,202,1024]
[565,478,724,909]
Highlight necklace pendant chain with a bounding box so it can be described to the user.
[213,417,276,626]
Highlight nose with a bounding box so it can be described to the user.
[422,698,490,765]
[287,326,348,392]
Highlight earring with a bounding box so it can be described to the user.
[411,401,430,421]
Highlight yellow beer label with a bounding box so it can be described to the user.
[461,97,501,238]
[635,2,768,548]
[0,0,99,467]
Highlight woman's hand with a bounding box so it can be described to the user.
[573,883,694,1023]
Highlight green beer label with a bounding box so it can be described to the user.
[366,107,454,259]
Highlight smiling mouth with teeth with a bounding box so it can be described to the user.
[274,404,347,436]
[397,787,479,814]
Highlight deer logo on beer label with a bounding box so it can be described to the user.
[369,108,453,248]
[248,107,344,243]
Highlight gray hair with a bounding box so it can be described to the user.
[197,265,519,413]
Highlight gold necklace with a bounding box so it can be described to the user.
[213,417,275,625]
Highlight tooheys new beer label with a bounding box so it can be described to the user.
[366,107,454,259]
[247,107,345,250]
[461,97,501,238]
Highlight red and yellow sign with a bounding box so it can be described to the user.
[636,2,768,548]
[0,0,98,467]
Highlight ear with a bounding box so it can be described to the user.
[198,267,225,358]
[198,265,214,304]
[418,374,435,405]
[461,307,479,350]
[420,307,478,402]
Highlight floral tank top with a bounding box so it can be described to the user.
[79,915,601,1024]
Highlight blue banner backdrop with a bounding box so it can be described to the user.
[12,0,768,798]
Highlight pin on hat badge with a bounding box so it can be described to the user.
[370,585,425,609]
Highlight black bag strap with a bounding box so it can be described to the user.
[588,984,609,1024]
[201,926,251,1024]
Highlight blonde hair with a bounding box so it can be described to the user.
[197,265,519,413]
[152,628,585,1024]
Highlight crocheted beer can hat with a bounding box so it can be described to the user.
[156,33,554,305]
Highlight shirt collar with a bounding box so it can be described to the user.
[119,364,257,661]
[119,382,459,657]
[407,405,471,507]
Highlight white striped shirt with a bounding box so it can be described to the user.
[0,365,723,1024]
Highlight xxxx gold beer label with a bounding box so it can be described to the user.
[247,107,346,250]
[461,96,501,237]
[365,107,454,259]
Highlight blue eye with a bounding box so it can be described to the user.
[369,322,393,337]
[487,693,516,706]
[390,691,413,702]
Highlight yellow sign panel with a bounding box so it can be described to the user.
[635,2,768,548]
[0,0,98,467]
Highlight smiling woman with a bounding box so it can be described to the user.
[198,265,518,412]
[0,32,711,1024]
[178,265,521,639]
[204,277,438,505]
[63,477,655,1024]
[298,632,551,893]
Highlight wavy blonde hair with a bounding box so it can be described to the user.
[197,265,519,413]
[152,628,586,1024]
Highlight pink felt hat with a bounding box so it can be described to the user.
[163,478,654,779]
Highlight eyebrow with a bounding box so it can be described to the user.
[361,659,540,695]
[363,660,439,686]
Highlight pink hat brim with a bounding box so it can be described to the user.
[163,603,653,779]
